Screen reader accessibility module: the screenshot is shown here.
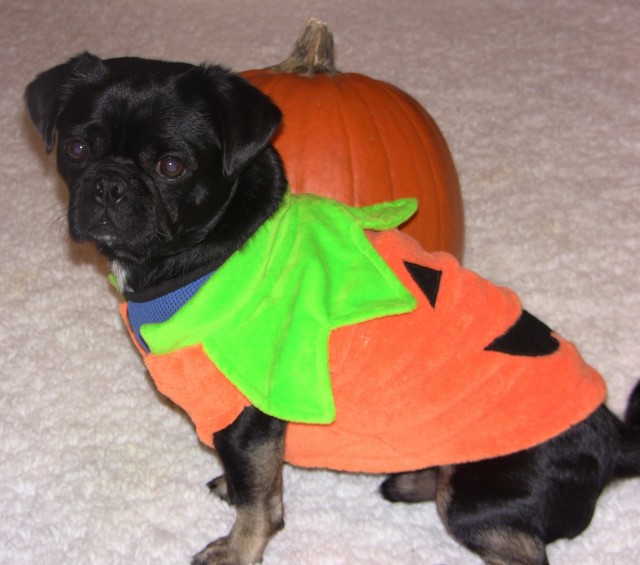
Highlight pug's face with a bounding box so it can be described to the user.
[25,53,284,285]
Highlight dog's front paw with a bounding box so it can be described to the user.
[192,536,260,565]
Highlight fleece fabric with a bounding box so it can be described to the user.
[133,194,419,425]
[119,194,606,474]
[4,2,639,564]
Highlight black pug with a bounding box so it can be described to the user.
[25,53,640,565]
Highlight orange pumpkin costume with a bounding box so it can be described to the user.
[119,195,606,474]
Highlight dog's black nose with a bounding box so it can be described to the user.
[95,175,126,205]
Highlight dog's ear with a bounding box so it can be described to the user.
[179,66,283,179]
[24,52,107,152]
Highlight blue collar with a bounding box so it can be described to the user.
[127,271,214,352]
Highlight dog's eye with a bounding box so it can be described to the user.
[65,140,89,161]
[156,156,185,178]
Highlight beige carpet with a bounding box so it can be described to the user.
[2,1,639,563]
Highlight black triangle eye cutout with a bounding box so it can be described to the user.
[403,261,442,308]
[485,310,560,357]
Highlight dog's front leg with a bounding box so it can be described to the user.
[193,406,286,565]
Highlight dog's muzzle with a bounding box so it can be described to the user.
[68,164,149,247]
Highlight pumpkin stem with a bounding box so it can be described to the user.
[269,18,339,76]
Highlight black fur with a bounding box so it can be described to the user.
[25,52,287,297]
[382,391,640,564]
[444,406,623,561]
[25,54,640,565]
[213,407,287,509]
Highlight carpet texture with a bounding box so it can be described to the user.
[1,1,639,563]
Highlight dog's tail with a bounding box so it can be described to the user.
[613,379,640,479]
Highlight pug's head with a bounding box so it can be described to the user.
[25,52,286,294]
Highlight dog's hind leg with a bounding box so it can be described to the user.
[380,468,439,503]
[466,528,549,565]
[382,467,549,563]
[436,417,614,565]
[437,472,549,564]
[193,407,286,565]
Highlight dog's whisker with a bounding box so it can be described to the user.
[47,209,70,238]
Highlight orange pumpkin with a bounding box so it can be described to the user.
[241,18,464,257]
